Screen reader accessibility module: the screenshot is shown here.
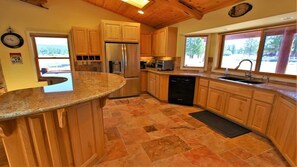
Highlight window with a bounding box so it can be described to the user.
[219,24,297,76]
[221,31,261,70]
[259,26,297,75]
[31,34,71,80]
[183,35,208,68]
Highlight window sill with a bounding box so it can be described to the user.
[180,66,205,72]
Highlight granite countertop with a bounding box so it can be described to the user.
[0,72,126,121]
[142,68,297,101]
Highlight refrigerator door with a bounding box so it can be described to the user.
[105,43,124,75]
[124,44,140,78]
[108,78,140,98]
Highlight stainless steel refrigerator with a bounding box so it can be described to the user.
[105,43,140,98]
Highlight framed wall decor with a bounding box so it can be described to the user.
[10,53,23,64]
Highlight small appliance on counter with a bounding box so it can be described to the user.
[146,59,156,68]
[140,61,146,69]
[156,60,174,71]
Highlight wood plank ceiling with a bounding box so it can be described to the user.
[84,0,244,28]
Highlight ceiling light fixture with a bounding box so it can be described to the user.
[138,10,144,14]
[121,0,150,9]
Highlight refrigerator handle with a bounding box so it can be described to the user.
[124,45,128,68]
[121,44,125,75]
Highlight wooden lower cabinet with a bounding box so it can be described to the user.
[267,96,296,167]
[67,100,105,166]
[247,100,272,134]
[147,72,159,98]
[0,98,106,167]
[206,88,226,115]
[194,78,209,107]
[147,72,168,101]
[197,86,208,107]
[224,94,251,125]
[158,75,169,101]
[140,71,147,92]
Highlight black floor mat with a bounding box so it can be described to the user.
[189,110,250,138]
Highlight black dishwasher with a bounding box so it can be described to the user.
[168,75,196,106]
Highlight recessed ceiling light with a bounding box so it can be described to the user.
[280,16,294,21]
[138,10,144,14]
[121,0,150,8]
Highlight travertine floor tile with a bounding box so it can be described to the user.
[1,94,288,167]
[97,94,289,167]
[142,135,191,161]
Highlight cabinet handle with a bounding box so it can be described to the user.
[57,108,66,128]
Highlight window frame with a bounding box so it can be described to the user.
[216,23,297,78]
[181,34,209,70]
[30,33,72,81]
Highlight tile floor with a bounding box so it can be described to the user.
[0,94,290,167]
[94,94,290,167]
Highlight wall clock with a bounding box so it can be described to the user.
[228,3,253,17]
[1,32,24,49]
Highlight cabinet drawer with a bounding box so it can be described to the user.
[200,78,209,87]
[209,81,253,98]
[253,90,275,104]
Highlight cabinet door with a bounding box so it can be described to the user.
[197,86,208,107]
[140,71,147,92]
[103,22,122,42]
[88,30,100,55]
[206,88,226,115]
[155,74,160,98]
[158,75,168,101]
[122,23,140,42]
[248,100,272,134]
[72,27,88,55]
[147,73,155,96]
[140,33,152,57]
[157,29,166,57]
[225,94,251,125]
[152,32,158,56]
[282,114,296,167]
[268,97,296,151]
[67,100,104,166]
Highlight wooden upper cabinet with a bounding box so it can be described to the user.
[152,27,177,57]
[88,30,100,55]
[102,20,140,42]
[71,27,101,57]
[122,23,140,42]
[152,32,158,56]
[140,33,152,57]
[71,27,89,55]
[102,21,122,42]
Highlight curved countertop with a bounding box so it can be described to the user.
[0,72,126,121]
[142,68,297,101]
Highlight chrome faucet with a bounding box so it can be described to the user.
[234,59,253,80]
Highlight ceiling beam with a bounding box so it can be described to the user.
[166,0,203,20]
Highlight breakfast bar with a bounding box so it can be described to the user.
[0,72,126,167]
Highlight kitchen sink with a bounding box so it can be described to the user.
[218,76,245,81]
[218,76,264,84]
